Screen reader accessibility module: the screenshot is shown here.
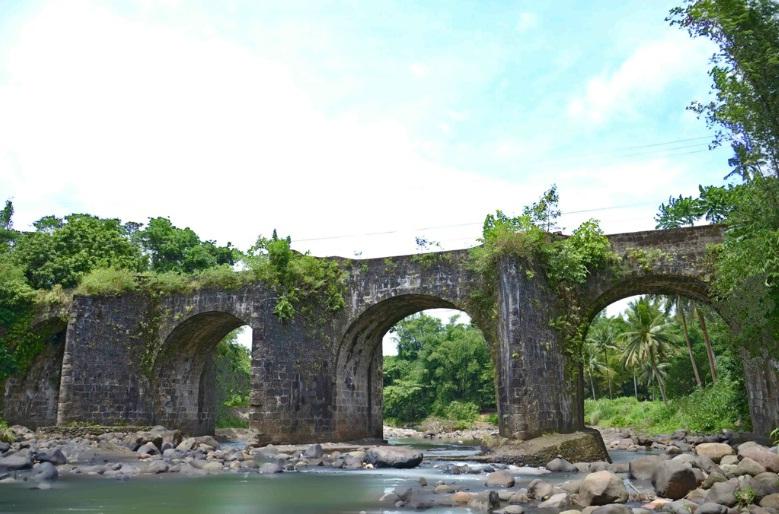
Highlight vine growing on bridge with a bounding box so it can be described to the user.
[468,186,619,368]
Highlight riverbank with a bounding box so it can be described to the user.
[1,423,778,513]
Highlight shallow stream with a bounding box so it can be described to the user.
[0,438,646,514]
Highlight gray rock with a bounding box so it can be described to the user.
[499,506,525,514]
[538,492,569,510]
[366,446,423,469]
[629,455,665,481]
[486,470,516,488]
[528,479,554,500]
[697,503,729,514]
[652,460,698,500]
[0,453,32,471]
[547,458,578,473]
[31,462,58,481]
[303,444,323,458]
[736,457,768,477]
[579,470,628,506]
[696,443,735,463]
[705,479,739,507]
[0,442,10,453]
[760,494,779,509]
[259,462,283,474]
[663,499,700,514]
[749,472,779,500]
[590,505,632,514]
[35,449,67,466]
[146,460,169,474]
[721,455,739,466]
[608,462,629,474]
[136,442,159,456]
[704,471,728,488]
[739,444,779,473]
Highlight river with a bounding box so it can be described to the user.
[0,438,643,514]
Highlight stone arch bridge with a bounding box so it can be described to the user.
[3,225,777,441]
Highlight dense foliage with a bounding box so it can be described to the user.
[214,329,252,428]
[383,313,495,426]
[661,0,779,356]
[0,204,345,381]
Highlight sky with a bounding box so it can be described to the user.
[0,1,732,351]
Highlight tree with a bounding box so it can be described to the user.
[13,214,146,289]
[620,298,677,402]
[586,315,619,398]
[669,0,779,179]
[0,200,16,252]
[523,185,561,232]
[660,295,704,388]
[135,217,239,274]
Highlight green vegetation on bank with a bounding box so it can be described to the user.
[214,329,251,428]
[383,313,495,428]
[585,379,747,434]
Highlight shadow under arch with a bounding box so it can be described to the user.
[2,317,67,428]
[153,311,247,435]
[334,293,495,441]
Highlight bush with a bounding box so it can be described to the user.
[585,381,748,434]
[0,419,14,443]
[440,400,479,423]
[75,268,138,296]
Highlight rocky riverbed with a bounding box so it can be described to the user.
[1,423,778,514]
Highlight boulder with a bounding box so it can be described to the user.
[30,462,58,481]
[547,458,578,473]
[760,494,779,509]
[578,470,628,506]
[136,442,159,456]
[749,472,779,500]
[664,499,700,514]
[590,505,631,514]
[259,462,283,474]
[703,471,728,489]
[705,479,739,507]
[486,470,515,488]
[735,457,767,477]
[696,443,735,463]
[538,492,569,510]
[452,491,472,504]
[36,449,67,466]
[146,460,169,474]
[303,444,323,459]
[721,455,739,466]
[0,453,32,471]
[366,446,423,469]
[696,503,729,514]
[483,429,610,466]
[629,455,666,481]
[739,444,779,473]
[528,479,554,500]
[652,460,698,500]
[499,506,525,514]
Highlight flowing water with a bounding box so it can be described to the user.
[0,438,645,514]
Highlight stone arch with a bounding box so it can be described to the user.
[334,293,494,441]
[153,311,248,435]
[583,273,721,327]
[2,317,68,428]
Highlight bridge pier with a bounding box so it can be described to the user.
[496,256,583,439]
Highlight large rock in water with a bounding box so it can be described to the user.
[366,446,423,468]
[695,443,734,463]
[481,428,610,466]
[652,460,698,500]
[578,470,628,506]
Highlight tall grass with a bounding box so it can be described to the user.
[585,379,749,434]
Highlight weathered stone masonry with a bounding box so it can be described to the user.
[3,225,778,439]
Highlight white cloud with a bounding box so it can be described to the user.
[516,12,538,33]
[0,1,711,262]
[409,62,429,78]
[567,33,712,124]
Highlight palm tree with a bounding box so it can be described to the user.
[658,295,703,389]
[620,298,676,402]
[581,338,610,400]
[694,304,718,382]
[586,320,619,398]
